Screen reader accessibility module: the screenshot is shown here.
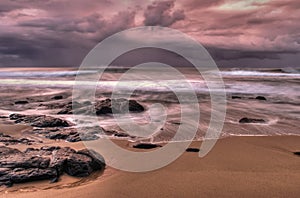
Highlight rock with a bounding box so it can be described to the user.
[0,133,35,145]
[77,149,106,171]
[239,117,266,124]
[9,114,70,128]
[14,101,29,105]
[232,96,242,99]
[294,152,300,156]
[7,168,57,184]
[57,98,144,115]
[45,129,78,140]
[186,148,200,153]
[95,98,144,115]
[51,95,63,100]
[128,100,145,112]
[64,153,94,177]
[42,127,100,142]
[132,143,161,149]
[31,116,70,128]
[0,146,105,186]
[256,96,267,101]
[57,101,91,115]
[0,148,50,169]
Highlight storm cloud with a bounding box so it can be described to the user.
[144,0,185,26]
[0,0,299,67]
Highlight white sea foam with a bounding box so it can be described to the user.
[221,70,300,77]
[0,70,97,78]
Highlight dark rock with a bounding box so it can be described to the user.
[15,101,29,105]
[45,130,77,140]
[256,96,267,101]
[0,148,50,169]
[0,116,8,119]
[186,148,200,153]
[64,153,94,177]
[56,98,144,116]
[42,127,100,142]
[294,152,300,156]
[0,133,35,145]
[51,95,63,100]
[77,149,105,171]
[239,117,266,124]
[128,100,145,112]
[95,98,144,115]
[57,101,91,115]
[232,96,242,99]
[9,114,70,128]
[8,168,57,184]
[0,147,22,156]
[31,116,70,128]
[132,143,161,149]
[0,146,105,186]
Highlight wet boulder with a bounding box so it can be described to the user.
[9,114,70,128]
[239,117,266,124]
[95,98,144,115]
[0,146,105,186]
[132,143,161,149]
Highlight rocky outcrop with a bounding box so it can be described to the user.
[9,114,70,128]
[33,126,134,142]
[57,98,144,115]
[95,98,144,115]
[239,117,266,124]
[0,146,105,187]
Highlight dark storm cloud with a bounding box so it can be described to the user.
[19,14,106,33]
[0,1,21,13]
[207,47,282,61]
[144,0,185,26]
[0,0,299,67]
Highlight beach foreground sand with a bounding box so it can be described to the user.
[2,136,300,198]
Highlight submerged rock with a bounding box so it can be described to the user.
[239,117,266,124]
[51,95,63,100]
[0,146,105,186]
[14,101,29,105]
[9,114,70,128]
[232,96,242,99]
[256,96,267,101]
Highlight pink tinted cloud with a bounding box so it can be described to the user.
[0,0,299,67]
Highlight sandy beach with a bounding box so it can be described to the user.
[2,135,300,198]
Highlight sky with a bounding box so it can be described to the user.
[0,0,299,68]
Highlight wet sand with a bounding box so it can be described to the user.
[2,136,300,198]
